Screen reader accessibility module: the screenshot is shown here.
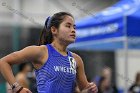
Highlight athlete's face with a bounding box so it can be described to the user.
[56,16,76,44]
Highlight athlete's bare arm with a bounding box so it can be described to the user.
[72,53,98,93]
[0,45,47,90]
[72,53,89,90]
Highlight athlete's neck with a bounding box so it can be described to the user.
[51,41,68,55]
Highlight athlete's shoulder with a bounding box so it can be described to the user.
[71,52,81,60]
[71,52,83,66]
[25,45,46,49]
[16,45,48,61]
[23,45,47,53]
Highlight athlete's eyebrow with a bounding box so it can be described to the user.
[66,22,76,27]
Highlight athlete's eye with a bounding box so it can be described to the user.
[66,25,71,28]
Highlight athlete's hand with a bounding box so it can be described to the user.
[87,82,98,93]
[19,88,32,93]
[81,82,98,93]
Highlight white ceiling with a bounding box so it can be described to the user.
[0,0,118,26]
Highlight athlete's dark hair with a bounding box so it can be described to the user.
[38,12,73,45]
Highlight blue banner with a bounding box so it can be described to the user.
[75,0,140,42]
[69,0,140,50]
[76,17,124,42]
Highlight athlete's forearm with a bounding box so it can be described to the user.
[0,59,16,85]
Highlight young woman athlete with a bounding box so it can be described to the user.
[0,12,98,93]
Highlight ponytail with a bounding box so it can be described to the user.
[38,17,52,45]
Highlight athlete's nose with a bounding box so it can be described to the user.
[71,27,76,34]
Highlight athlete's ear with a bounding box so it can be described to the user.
[51,26,57,35]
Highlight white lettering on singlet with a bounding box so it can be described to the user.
[54,66,76,74]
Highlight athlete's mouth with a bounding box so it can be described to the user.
[70,34,76,38]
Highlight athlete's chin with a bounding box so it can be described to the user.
[67,39,75,44]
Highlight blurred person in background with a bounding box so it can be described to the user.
[94,67,110,85]
[16,63,32,88]
[0,12,97,93]
[101,67,112,80]
[97,76,118,93]
[93,67,118,93]
[16,63,38,93]
[6,63,32,93]
[129,72,140,93]
[93,67,112,86]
